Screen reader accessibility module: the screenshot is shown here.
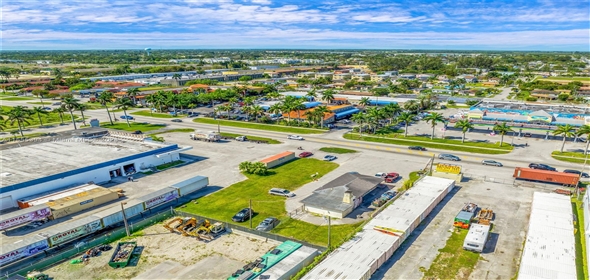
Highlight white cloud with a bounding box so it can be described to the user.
[250,0,271,4]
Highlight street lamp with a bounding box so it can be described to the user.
[121,202,130,236]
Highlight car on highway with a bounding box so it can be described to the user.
[268,188,295,197]
[482,160,503,167]
[528,163,556,171]
[563,169,590,178]
[323,155,337,161]
[232,208,253,222]
[42,107,52,110]
[256,217,280,231]
[171,119,182,123]
[52,102,62,106]
[408,146,427,151]
[523,132,532,137]
[288,135,304,140]
[438,154,461,161]
[120,115,134,120]
[298,151,313,158]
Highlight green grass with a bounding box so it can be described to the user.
[423,228,481,279]
[446,105,472,109]
[219,132,281,144]
[194,118,326,134]
[343,133,513,154]
[319,147,358,154]
[1,105,79,129]
[551,151,589,164]
[0,96,34,101]
[180,158,347,246]
[100,122,166,132]
[156,160,185,171]
[131,110,177,118]
[152,128,194,135]
[539,77,590,82]
[572,196,588,280]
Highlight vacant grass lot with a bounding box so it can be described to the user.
[572,196,588,280]
[422,228,481,279]
[180,158,357,246]
[551,151,588,164]
[344,133,513,154]
[100,122,166,132]
[131,110,177,118]
[319,147,358,154]
[194,117,326,134]
[219,132,281,144]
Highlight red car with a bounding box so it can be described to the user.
[299,152,313,158]
[384,173,399,183]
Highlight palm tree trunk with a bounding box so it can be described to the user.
[58,113,64,124]
[297,112,301,126]
[499,135,504,147]
[69,110,77,129]
[560,136,566,153]
[37,114,43,127]
[585,140,590,155]
[431,125,435,140]
[40,96,45,106]
[17,120,24,137]
[359,121,363,136]
[462,132,465,143]
[404,124,408,137]
[124,110,131,127]
[105,106,114,125]
[80,111,87,126]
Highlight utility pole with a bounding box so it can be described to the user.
[249,199,253,229]
[121,202,130,236]
[327,216,331,249]
[429,154,435,175]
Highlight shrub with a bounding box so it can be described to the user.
[557,93,570,101]
[525,96,538,101]
[238,161,268,175]
[447,100,456,105]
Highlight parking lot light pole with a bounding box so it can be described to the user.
[121,202,130,236]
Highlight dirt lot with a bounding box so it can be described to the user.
[43,219,280,280]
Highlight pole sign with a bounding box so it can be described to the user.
[436,163,462,174]
[0,207,52,231]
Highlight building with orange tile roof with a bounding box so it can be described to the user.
[282,108,336,123]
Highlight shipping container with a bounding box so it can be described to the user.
[137,187,180,209]
[47,188,120,220]
[39,215,103,247]
[91,199,146,228]
[0,205,52,231]
[513,168,579,186]
[122,199,146,219]
[0,235,49,267]
[170,176,209,196]
[17,184,100,209]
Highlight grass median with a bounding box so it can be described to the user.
[179,158,358,247]
[194,117,326,134]
[572,196,588,280]
[131,110,177,118]
[100,122,166,132]
[319,147,357,154]
[551,151,588,164]
[343,133,513,154]
[219,132,281,144]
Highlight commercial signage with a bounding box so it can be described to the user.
[0,207,52,231]
[436,164,462,174]
[144,190,179,209]
[0,240,49,266]
[80,199,94,205]
[49,220,102,246]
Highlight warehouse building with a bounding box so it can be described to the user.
[259,152,296,168]
[517,192,577,280]
[304,176,455,280]
[0,129,192,210]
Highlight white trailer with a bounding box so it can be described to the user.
[463,223,490,252]
[190,131,220,142]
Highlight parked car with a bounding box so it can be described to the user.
[288,135,304,140]
[256,217,280,231]
[523,132,532,137]
[42,107,52,110]
[408,146,427,151]
[439,154,461,161]
[171,119,182,123]
[482,160,503,167]
[268,188,295,197]
[384,173,400,183]
[381,190,397,200]
[120,115,134,120]
[299,152,313,158]
[563,169,590,178]
[52,102,61,106]
[528,163,556,171]
[323,155,337,161]
[236,136,248,142]
[232,208,253,222]
[375,172,387,178]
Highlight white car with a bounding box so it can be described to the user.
[288,135,304,140]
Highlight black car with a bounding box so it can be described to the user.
[528,163,556,171]
[563,169,590,178]
[232,208,253,222]
[408,146,427,151]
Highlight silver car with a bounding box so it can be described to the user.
[256,217,280,231]
[268,188,295,197]
[482,160,502,167]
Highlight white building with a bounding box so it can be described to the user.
[517,192,577,280]
[304,176,455,280]
[0,129,191,210]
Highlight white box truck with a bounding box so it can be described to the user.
[190,131,221,142]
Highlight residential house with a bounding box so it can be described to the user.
[333,73,352,80]
[297,72,316,78]
[315,72,334,79]
[416,74,434,81]
[370,74,391,82]
[352,73,371,81]
[399,74,417,79]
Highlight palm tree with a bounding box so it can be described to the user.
[31,106,48,127]
[314,106,331,128]
[221,104,233,119]
[127,88,141,104]
[321,89,335,104]
[359,97,371,108]
[114,97,135,127]
[268,103,283,123]
[62,97,80,129]
[397,112,415,137]
[493,122,513,147]
[153,91,167,112]
[97,92,115,124]
[454,119,474,143]
[77,103,88,126]
[266,91,281,100]
[293,98,306,125]
[553,124,576,153]
[351,113,366,136]
[576,125,590,155]
[306,89,317,101]
[5,106,32,136]
[304,110,316,126]
[0,119,7,132]
[383,103,401,124]
[172,73,181,84]
[423,112,445,139]
[250,105,264,123]
[53,107,66,124]
[404,100,421,114]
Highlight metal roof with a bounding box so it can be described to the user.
[517,192,577,280]
[304,176,455,280]
[255,246,318,280]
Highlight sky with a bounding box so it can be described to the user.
[2,0,590,51]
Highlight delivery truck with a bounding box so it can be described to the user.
[513,167,579,186]
[190,131,221,142]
